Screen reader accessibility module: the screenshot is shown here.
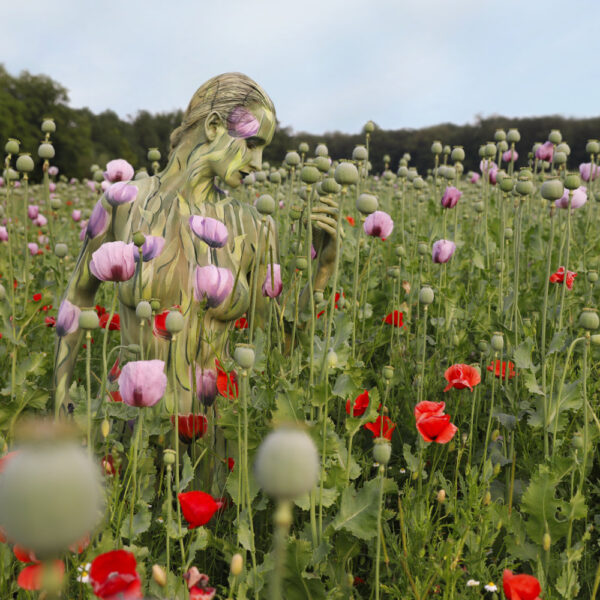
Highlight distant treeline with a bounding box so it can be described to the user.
[2,64,600,180]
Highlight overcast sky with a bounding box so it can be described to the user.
[4,0,600,134]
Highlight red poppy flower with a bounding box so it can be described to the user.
[32,293,42,302]
[66,200,73,206]
[41,304,52,312]
[178,491,223,528]
[234,316,248,329]
[99,312,120,331]
[383,310,403,327]
[90,549,142,599]
[443,364,481,392]
[227,457,235,472]
[549,266,576,290]
[14,545,65,591]
[171,414,208,444]
[487,360,516,379]
[95,305,107,317]
[108,358,121,383]
[153,310,171,340]
[317,292,345,319]
[414,401,446,422]
[215,360,238,399]
[101,454,121,476]
[45,316,56,327]
[364,415,396,440]
[346,389,370,417]
[502,570,541,600]
[415,412,457,444]
[13,279,17,290]
[108,390,123,403]
[185,568,216,599]
[346,216,356,226]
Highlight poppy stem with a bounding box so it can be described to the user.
[351,213,363,359]
[375,465,385,600]
[85,330,92,455]
[98,283,119,419]
[418,306,428,403]
[482,352,497,467]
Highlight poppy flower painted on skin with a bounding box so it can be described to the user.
[550,266,577,289]
[443,364,481,392]
[90,549,142,599]
[153,310,171,340]
[346,390,370,417]
[364,415,396,440]
[502,570,541,600]
[384,310,403,327]
[487,360,516,379]
[178,491,223,528]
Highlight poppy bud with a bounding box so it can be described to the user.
[356,193,378,215]
[150,299,161,312]
[256,194,275,215]
[165,310,184,334]
[337,294,346,308]
[491,429,500,441]
[326,349,338,369]
[101,419,110,439]
[417,242,429,256]
[541,178,564,201]
[548,130,562,144]
[231,553,244,576]
[38,142,55,159]
[136,300,152,320]
[254,427,319,500]
[515,178,534,196]
[543,533,551,551]
[16,153,34,173]
[79,310,99,330]
[504,227,513,240]
[478,341,489,353]
[152,564,167,587]
[436,489,446,503]
[54,243,68,258]
[491,332,504,352]
[419,285,434,305]
[132,231,146,247]
[147,147,161,162]
[579,308,599,330]
[483,491,491,505]
[383,365,394,381]
[564,172,581,190]
[572,433,584,449]
[234,343,255,370]
[373,440,391,465]
[588,270,598,283]
[5,138,20,154]
[452,334,460,346]
[163,449,176,465]
[314,289,324,304]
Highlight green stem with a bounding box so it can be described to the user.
[375,465,385,600]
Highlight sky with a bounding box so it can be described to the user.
[4,0,600,135]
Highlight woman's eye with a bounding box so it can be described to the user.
[246,140,257,150]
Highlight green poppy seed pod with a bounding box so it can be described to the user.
[135,169,149,180]
[234,343,255,370]
[254,427,319,500]
[132,231,146,247]
[413,176,425,190]
[356,193,378,215]
[506,128,520,143]
[6,168,18,181]
[417,242,429,256]
[127,343,140,355]
[315,143,328,157]
[136,300,152,320]
[443,145,451,155]
[499,176,514,193]
[556,142,570,156]
[334,162,359,186]
[419,285,434,305]
[50,196,62,209]
[289,204,303,220]
[572,433,584,449]
[41,118,56,134]
[0,437,104,557]
[314,156,331,173]
[395,245,406,257]
[352,145,368,161]
[285,151,301,167]
[147,147,161,161]
[301,165,320,184]
[491,332,504,352]
[493,463,501,476]
[497,140,509,153]
[321,177,341,195]
[0,283,5,301]
[450,146,465,162]
[515,178,534,196]
[254,170,267,183]
[504,227,513,240]
[79,310,99,330]
[364,121,375,134]
[296,256,308,271]
[494,129,507,142]
[373,440,391,465]
[54,243,68,258]
[540,178,564,201]
[586,140,600,155]
[474,201,485,213]
[564,172,581,190]
[478,341,489,353]
[587,270,598,283]
[38,142,55,159]
[484,142,496,158]
[548,129,562,144]
[407,168,417,181]
[444,166,456,180]
[231,553,244,576]
[543,533,551,551]
[579,308,599,330]
[553,151,567,165]
[163,449,176,465]
[591,334,600,346]
[90,164,100,173]
[92,169,104,182]
[16,153,34,173]
[430,140,443,155]
[262,162,270,171]
[383,365,394,381]
[298,142,309,154]
[165,310,184,334]
[4,138,20,154]
[397,165,409,178]
[256,194,275,215]
[269,171,281,184]
[313,289,324,304]
[150,300,161,313]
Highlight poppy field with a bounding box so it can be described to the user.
[1,122,600,600]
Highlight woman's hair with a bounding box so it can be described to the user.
[169,72,275,154]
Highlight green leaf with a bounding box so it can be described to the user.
[120,504,152,540]
[179,453,193,492]
[237,510,255,552]
[295,487,339,511]
[547,329,568,356]
[331,479,381,540]
[513,337,536,372]
[472,251,485,270]
[403,444,420,472]
[524,372,545,396]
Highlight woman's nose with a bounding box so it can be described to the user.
[249,148,262,171]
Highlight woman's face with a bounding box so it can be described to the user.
[206,104,276,188]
